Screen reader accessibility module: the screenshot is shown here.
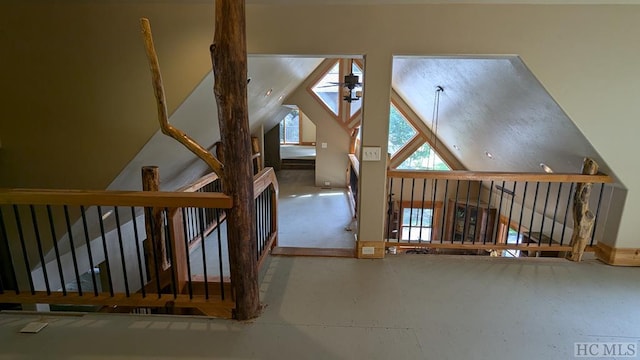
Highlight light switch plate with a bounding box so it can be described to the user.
[361,246,375,255]
[362,146,381,161]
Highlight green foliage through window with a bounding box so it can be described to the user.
[280,109,300,144]
[398,142,450,170]
[387,104,416,155]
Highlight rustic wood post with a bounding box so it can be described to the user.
[142,166,169,276]
[567,158,599,262]
[211,0,260,320]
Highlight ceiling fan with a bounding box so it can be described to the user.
[315,59,363,103]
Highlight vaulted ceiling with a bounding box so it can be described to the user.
[392,56,612,176]
[109,53,616,191]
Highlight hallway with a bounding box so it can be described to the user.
[275,169,356,251]
[1,255,638,359]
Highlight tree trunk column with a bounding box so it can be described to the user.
[567,158,599,262]
[142,166,168,273]
[211,0,260,320]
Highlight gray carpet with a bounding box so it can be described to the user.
[276,170,356,249]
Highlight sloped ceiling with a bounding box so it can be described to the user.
[392,56,616,180]
[108,54,618,191]
[108,56,323,191]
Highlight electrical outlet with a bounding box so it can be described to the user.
[362,146,381,161]
[324,181,331,187]
[321,142,327,149]
[361,246,375,255]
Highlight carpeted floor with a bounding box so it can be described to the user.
[276,169,356,249]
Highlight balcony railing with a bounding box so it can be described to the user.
[0,167,279,318]
[385,170,613,257]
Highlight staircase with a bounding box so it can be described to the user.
[281,158,315,170]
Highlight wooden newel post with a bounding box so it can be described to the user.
[211,0,260,320]
[567,158,599,262]
[142,166,169,275]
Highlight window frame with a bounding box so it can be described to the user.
[398,200,443,242]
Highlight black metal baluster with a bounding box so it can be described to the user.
[590,183,606,246]
[507,182,517,245]
[560,183,574,246]
[46,205,65,295]
[418,178,433,243]
[408,179,415,243]
[430,179,438,242]
[0,207,19,294]
[145,207,162,298]
[550,183,563,245]
[540,183,552,244]
[30,205,51,295]
[181,208,193,299]
[96,206,114,297]
[528,183,540,249]
[254,197,260,261]
[130,207,146,298]
[63,206,82,296]
[80,206,98,296]
[484,181,494,245]
[386,178,393,241]
[473,181,483,245]
[517,183,528,245]
[462,181,472,244]
[13,205,34,294]
[198,207,209,300]
[491,180,509,244]
[439,180,449,243]
[164,208,178,299]
[215,207,225,300]
[399,178,405,242]
[451,180,461,243]
[113,207,130,297]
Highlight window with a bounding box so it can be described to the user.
[280,109,300,144]
[311,61,340,116]
[388,104,417,156]
[401,207,433,241]
[397,201,442,242]
[502,228,522,257]
[398,142,451,170]
[388,97,452,171]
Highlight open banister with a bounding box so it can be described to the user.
[384,170,613,259]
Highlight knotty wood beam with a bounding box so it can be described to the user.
[140,18,224,178]
[211,0,260,320]
[142,166,169,282]
[567,158,599,262]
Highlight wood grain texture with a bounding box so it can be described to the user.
[140,18,224,177]
[0,189,232,208]
[567,158,598,262]
[387,170,612,183]
[595,242,640,266]
[211,0,260,320]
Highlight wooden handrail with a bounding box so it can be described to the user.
[253,167,279,198]
[176,172,220,193]
[387,170,613,184]
[0,189,232,208]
